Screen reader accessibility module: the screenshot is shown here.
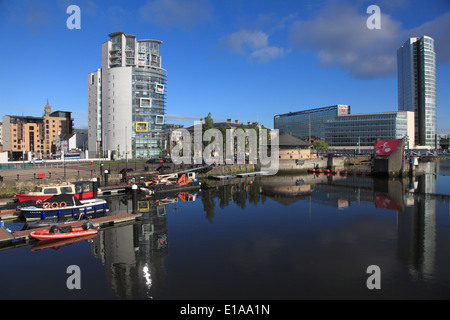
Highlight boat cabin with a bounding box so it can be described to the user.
[32,183,75,195]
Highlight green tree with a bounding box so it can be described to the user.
[313,140,329,150]
[203,112,214,147]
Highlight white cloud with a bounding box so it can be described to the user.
[222,30,269,54]
[289,2,450,78]
[250,46,289,64]
[221,29,288,64]
[289,2,402,78]
[139,0,213,30]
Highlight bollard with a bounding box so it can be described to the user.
[104,169,108,187]
[91,177,98,198]
[132,184,138,214]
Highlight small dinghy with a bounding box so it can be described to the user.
[30,221,98,241]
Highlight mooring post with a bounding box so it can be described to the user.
[92,177,98,198]
[132,184,138,214]
[104,169,108,187]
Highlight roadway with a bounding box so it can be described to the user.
[0,160,203,183]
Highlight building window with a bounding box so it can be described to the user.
[136,122,148,132]
[140,98,151,108]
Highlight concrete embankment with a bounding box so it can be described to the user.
[276,156,345,173]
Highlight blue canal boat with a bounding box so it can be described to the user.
[19,194,108,221]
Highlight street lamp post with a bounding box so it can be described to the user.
[125,126,128,173]
[63,151,66,178]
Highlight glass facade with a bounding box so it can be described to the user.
[132,66,166,158]
[274,105,350,140]
[398,36,436,147]
[325,112,411,147]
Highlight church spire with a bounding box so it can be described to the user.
[44,99,51,117]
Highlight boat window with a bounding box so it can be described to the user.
[34,187,43,192]
[60,186,73,194]
[43,188,58,194]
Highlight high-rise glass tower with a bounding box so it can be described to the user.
[397,36,436,147]
[88,32,167,159]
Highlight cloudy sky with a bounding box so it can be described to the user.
[0,0,449,132]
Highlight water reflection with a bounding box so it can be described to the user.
[85,193,174,299]
[82,161,449,299]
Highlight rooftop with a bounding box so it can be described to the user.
[278,133,311,147]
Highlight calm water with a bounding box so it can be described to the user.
[1,160,450,300]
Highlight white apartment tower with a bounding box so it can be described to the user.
[88,68,102,157]
[88,32,167,159]
[397,36,436,147]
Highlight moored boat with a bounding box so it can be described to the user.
[30,221,98,241]
[143,172,201,193]
[19,194,108,221]
[15,180,100,202]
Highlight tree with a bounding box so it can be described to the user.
[203,112,214,147]
[313,140,329,150]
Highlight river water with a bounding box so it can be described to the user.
[1,160,450,300]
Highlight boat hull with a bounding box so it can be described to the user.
[30,227,98,241]
[20,200,108,221]
[154,181,200,193]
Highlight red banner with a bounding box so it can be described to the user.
[375,140,401,156]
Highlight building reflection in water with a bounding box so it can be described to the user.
[250,166,440,282]
[86,161,444,298]
[89,193,181,299]
[398,162,438,280]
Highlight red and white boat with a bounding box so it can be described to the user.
[15,180,100,202]
[30,222,98,241]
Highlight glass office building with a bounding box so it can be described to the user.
[274,105,350,141]
[398,36,436,147]
[325,111,415,148]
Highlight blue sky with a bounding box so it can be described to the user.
[0,0,449,132]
